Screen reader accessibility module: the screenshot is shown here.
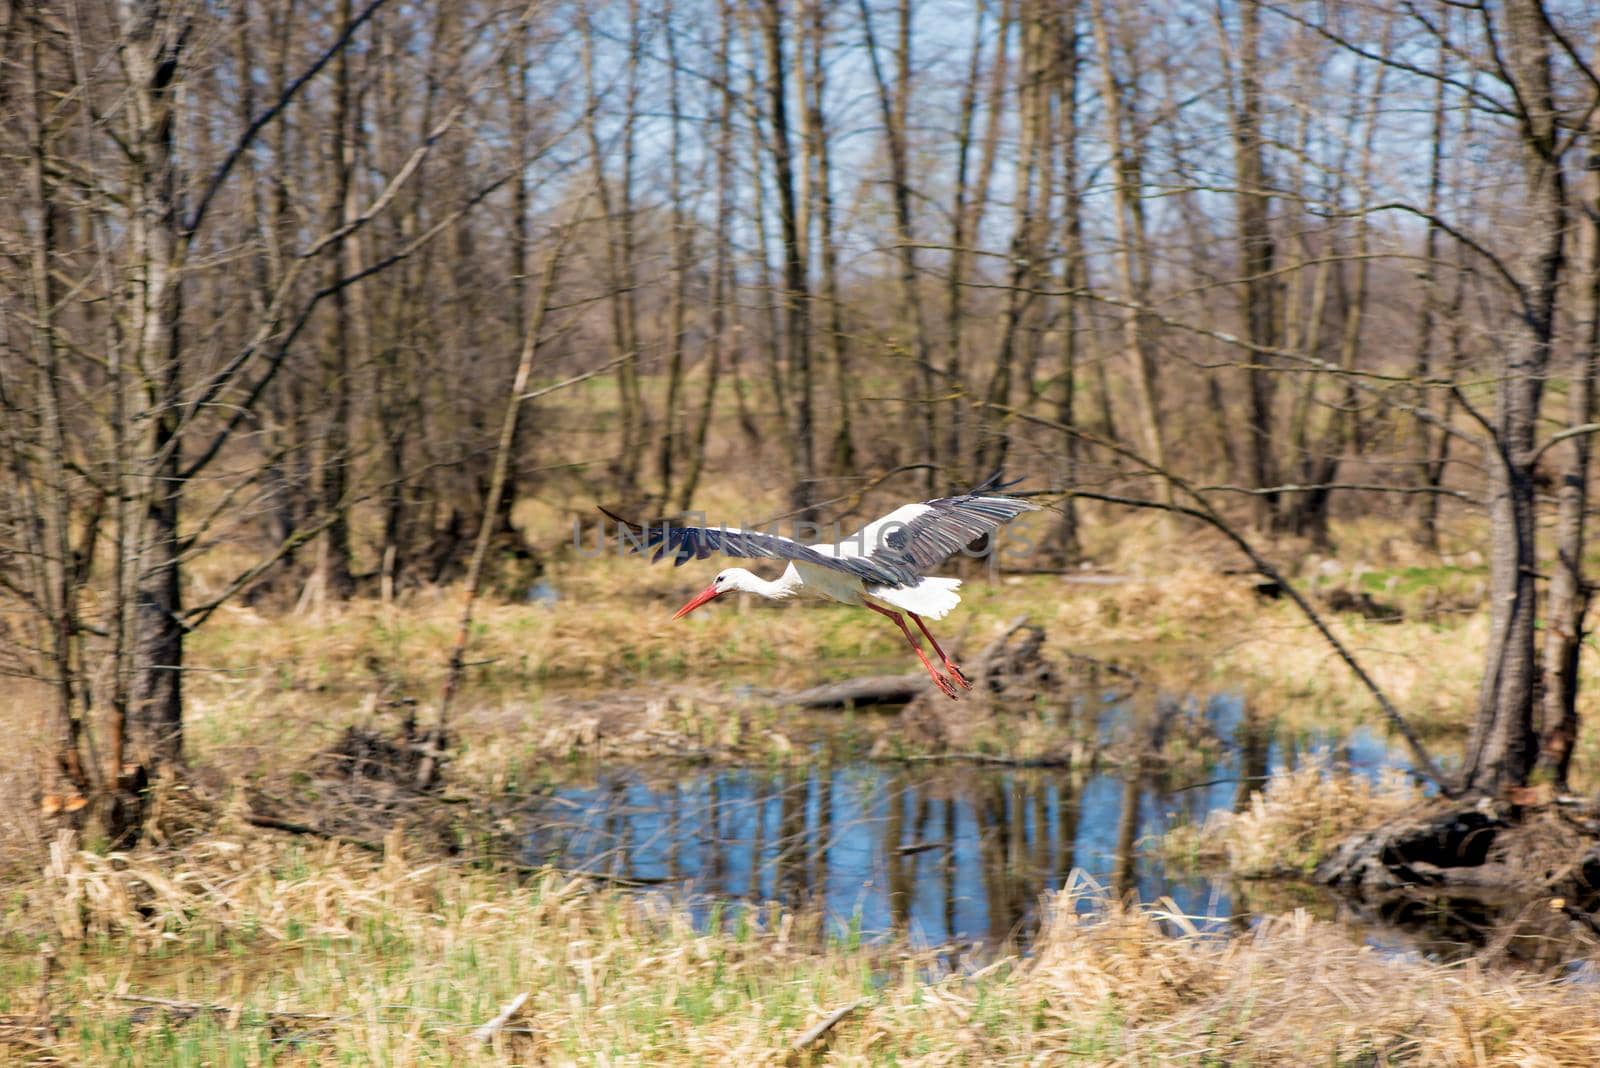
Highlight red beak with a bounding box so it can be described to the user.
[673,584,723,620]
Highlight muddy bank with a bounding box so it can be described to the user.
[529,618,1215,772]
[1315,800,1600,967]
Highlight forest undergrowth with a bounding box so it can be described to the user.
[5,513,1600,1064]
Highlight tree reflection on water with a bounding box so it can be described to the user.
[520,693,1396,948]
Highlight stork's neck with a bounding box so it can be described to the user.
[732,565,802,601]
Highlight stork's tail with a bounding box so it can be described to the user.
[869,576,963,620]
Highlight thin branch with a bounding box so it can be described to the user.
[471,992,530,1044]
[1531,423,1600,466]
[1196,481,1477,501]
[1338,202,1525,305]
[185,0,396,239]
[789,999,870,1059]
[180,172,513,482]
[516,352,634,402]
[988,403,1453,794]
[1259,1,1514,117]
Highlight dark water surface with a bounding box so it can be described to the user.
[524,694,1418,949]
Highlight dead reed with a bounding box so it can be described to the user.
[8,825,1600,1064]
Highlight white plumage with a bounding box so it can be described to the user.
[867,575,963,620]
[608,478,1039,699]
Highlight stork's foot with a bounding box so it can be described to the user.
[944,662,972,691]
[931,672,962,700]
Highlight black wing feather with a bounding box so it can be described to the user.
[598,474,1039,589]
[877,493,1040,575]
[598,507,919,587]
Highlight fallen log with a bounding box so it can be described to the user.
[1315,806,1507,893]
[243,812,383,853]
[890,752,1073,768]
[784,673,927,709]
[113,993,341,1023]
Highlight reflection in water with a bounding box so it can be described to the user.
[525,694,1421,949]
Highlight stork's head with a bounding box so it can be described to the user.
[673,568,754,619]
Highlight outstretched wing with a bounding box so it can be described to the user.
[599,474,1039,589]
[598,507,919,587]
[835,480,1040,578]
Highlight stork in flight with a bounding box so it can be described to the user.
[602,477,1040,698]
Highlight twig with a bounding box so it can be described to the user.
[1061,651,1144,684]
[33,944,53,1031]
[516,352,633,401]
[113,993,340,1022]
[988,402,1453,794]
[1071,487,1452,793]
[556,868,673,887]
[1003,568,1132,584]
[890,753,1073,768]
[420,203,582,790]
[788,998,869,1060]
[480,856,675,886]
[186,0,395,238]
[470,991,529,1044]
[242,813,383,853]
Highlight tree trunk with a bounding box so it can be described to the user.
[1090,0,1166,494]
[859,0,935,492]
[25,4,90,792]
[1462,0,1565,795]
[582,10,645,502]
[979,0,1051,482]
[760,0,816,520]
[1047,0,1083,560]
[802,0,855,476]
[1286,19,1392,547]
[944,0,1013,481]
[119,0,189,769]
[1534,114,1599,787]
[316,0,358,603]
[499,16,534,549]
[1227,0,1279,529]
[1411,37,1450,551]
[675,1,735,513]
[658,5,691,506]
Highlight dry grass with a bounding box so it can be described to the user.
[1018,892,1600,1065]
[8,508,1600,1062]
[190,506,1512,690]
[152,524,1583,799]
[1164,754,1428,876]
[6,826,1600,1065]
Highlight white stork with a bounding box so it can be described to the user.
[602,477,1040,698]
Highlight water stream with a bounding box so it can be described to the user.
[524,694,1420,950]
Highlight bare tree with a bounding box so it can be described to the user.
[1090,0,1167,499]
[759,0,817,518]
[1534,109,1600,788]
[1222,0,1279,528]
[1460,0,1567,793]
[800,0,856,476]
[583,7,648,502]
[117,0,191,767]
[859,0,935,492]
[942,0,1013,484]
[674,0,737,513]
[313,0,362,604]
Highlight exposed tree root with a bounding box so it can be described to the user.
[1316,801,1600,966]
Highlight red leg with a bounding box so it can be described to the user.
[867,603,960,699]
[910,614,969,690]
